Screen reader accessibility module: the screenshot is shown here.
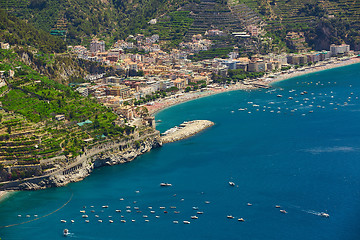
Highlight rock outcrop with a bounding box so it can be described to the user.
[0,135,162,190]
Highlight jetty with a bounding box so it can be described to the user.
[161,120,214,144]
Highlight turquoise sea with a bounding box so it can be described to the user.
[1,63,360,240]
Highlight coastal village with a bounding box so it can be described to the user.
[68,34,357,123]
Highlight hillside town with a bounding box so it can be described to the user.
[67,33,356,123]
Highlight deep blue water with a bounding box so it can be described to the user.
[1,63,360,240]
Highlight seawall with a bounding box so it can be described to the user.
[161,120,214,144]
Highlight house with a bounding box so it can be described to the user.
[55,115,65,121]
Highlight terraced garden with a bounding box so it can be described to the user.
[0,48,135,180]
[180,0,244,41]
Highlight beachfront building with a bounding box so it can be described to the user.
[248,61,266,72]
[330,44,350,56]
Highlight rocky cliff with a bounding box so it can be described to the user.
[4,135,162,191]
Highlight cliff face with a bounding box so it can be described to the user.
[11,136,162,190]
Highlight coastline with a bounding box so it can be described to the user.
[0,191,9,201]
[147,57,360,116]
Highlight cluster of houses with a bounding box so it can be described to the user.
[70,32,354,122]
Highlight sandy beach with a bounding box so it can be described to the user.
[146,56,360,115]
[0,191,8,201]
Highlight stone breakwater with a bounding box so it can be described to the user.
[161,120,214,144]
[0,134,162,191]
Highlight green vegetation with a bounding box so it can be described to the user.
[0,0,192,46]
[188,47,233,61]
[0,10,66,53]
[237,0,360,50]
[211,69,265,84]
[0,48,136,179]
[141,11,194,49]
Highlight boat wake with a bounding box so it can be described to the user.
[302,209,330,217]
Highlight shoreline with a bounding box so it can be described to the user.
[147,57,360,116]
[0,191,9,201]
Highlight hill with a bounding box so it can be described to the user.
[0,0,191,46]
[0,47,137,181]
[230,0,360,50]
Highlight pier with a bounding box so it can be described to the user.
[161,120,214,144]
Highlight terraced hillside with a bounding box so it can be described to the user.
[0,48,136,181]
[180,0,244,41]
[233,0,360,50]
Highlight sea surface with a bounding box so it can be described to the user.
[1,63,360,240]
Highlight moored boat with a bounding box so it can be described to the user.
[63,229,69,236]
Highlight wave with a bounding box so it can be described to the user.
[303,146,358,154]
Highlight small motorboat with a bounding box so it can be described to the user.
[238,218,245,222]
[160,183,172,187]
[191,216,198,219]
[320,212,330,218]
[197,211,204,214]
[280,210,287,214]
[183,221,190,224]
[61,220,66,223]
[227,215,234,219]
[247,203,252,206]
[229,182,235,186]
[192,207,199,210]
[63,229,70,236]
[102,205,109,208]
[82,215,88,218]
[109,220,114,223]
[116,209,121,212]
[173,220,178,224]
[275,205,281,208]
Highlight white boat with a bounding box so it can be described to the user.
[116,209,121,212]
[227,215,234,219]
[192,207,199,210]
[197,211,204,214]
[85,220,90,223]
[247,203,252,206]
[61,220,66,223]
[71,220,74,223]
[191,216,198,219]
[277,95,283,97]
[280,210,287,214]
[98,219,103,223]
[109,220,114,223]
[275,205,281,208]
[82,215,88,218]
[229,182,235,186]
[160,183,172,187]
[320,212,330,218]
[102,205,109,208]
[183,221,190,224]
[63,229,70,236]
[173,220,179,224]
[238,218,245,222]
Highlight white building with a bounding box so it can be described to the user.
[330,44,350,56]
